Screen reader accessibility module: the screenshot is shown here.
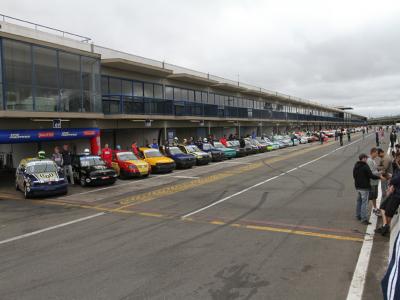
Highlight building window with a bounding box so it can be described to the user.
[3,39,33,111]
[165,86,173,100]
[121,80,133,96]
[202,92,208,104]
[32,46,59,112]
[133,82,143,97]
[154,84,163,99]
[59,52,81,112]
[144,83,153,98]
[82,56,101,112]
[188,90,195,102]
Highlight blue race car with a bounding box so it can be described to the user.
[15,158,68,199]
[161,146,196,169]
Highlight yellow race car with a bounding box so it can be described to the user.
[138,147,176,173]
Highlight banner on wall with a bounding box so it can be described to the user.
[0,128,100,144]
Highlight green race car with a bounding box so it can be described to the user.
[212,141,237,159]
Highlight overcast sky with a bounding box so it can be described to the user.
[2,0,400,117]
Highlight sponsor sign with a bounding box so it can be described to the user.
[0,128,100,144]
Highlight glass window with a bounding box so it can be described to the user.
[133,82,143,97]
[3,39,33,110]
[165,86,173,100]
[208,93,214,104]
[195,91,201,102]
[144,83,153,98]
[215,94,220,105]
[202,92,208,103]
[101,76,109,95]
[188,90,194,102]
[181,89,188,100]
[82,56,101,113]
[33,46,58,112]
[109,77,121,95]
[59,52,81,112]
[121,80,133,96]
[174,88,181,100]
[154,84,163,99]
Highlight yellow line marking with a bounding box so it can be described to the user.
[113,141,335,210]
[210,220,225,225]
[138,212,164,218]
[244,225,363,242]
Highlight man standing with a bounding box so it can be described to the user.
[62,144,74,184]
[339,129,344,146]
[390,130,397,149]
[220,135,228,147]
[319,131,324,144]
[334,129,338,141]
[367,148,381,216]
[150,139,159,149]
[131,141,139,156]
[101,143,112,167]
[362,127,365,140]
[378,148,393,197]
[376,129,380,147]
[353,153,382,224]
[347,129,351,142]
[52,146,63,167]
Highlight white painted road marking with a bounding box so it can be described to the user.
[0,212,105,246]
[171,175,200,179]
[182,135,369,219]
[346,144,388,300]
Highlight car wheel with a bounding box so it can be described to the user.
[24,184,30,199]
[80,176,86,187]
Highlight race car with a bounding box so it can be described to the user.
[15,158,68,199]
[111,151,151,178]
[161,146,196,169]
[71,154,117,186]
[138,147,176,173]
[198,143,225,161]
[178,144,211,165]
[211,141,237,158]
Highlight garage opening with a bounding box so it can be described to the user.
[0,128,100,195]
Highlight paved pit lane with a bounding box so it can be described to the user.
[0,133,385,300]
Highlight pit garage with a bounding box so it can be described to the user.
[0,128,100,196]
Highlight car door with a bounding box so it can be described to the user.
[72,157,81,181]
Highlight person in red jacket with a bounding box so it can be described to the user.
[101,143,112,167]
[220,135,228,147]
[131,141,139,156]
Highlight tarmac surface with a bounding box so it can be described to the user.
[0,134,388,300]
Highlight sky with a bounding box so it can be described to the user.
[2,0,400,117]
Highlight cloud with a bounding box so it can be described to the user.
[2,0,400,117]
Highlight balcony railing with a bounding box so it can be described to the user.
[102,97,364,123]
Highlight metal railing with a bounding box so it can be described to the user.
[0,13,91,42]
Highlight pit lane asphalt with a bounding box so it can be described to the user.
[0,134,382,300]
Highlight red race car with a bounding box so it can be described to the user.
[111,151,151,179]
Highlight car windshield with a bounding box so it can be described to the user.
[26,161,57,173]
[144,150,163,158]
[117,152,138,161]
[168,147,184,155]
[213,142,224,148]
[186,145,201,152]
[202,144,214,150]
[80,156,105,167]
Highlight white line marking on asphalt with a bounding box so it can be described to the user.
[346,144,388,300]
[0,212,105,246]
[221,161,253,165]
[182,135,369,219]
[171,175,200,179]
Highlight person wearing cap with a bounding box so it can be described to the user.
[353,153,384,224]
[172,137,179,146]
[62,144,74,184]
[83,148,90,155]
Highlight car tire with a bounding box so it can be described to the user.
[80,176,86,187]
[24,184,30,199]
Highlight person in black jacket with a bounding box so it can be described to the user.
[353,153,383,224]
[390,130,397,149]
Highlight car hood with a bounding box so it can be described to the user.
[170,153,194,160]
[145,157,175,165]
[29,172,59,182]
[124,160,149,167]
